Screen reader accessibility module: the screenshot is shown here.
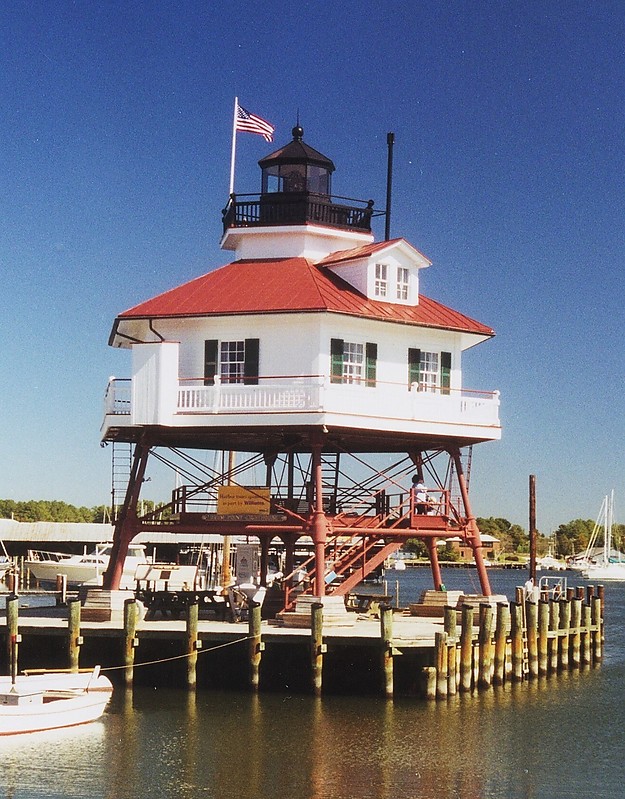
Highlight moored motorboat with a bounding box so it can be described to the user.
[0,667,113,736]
[25,543,150,588]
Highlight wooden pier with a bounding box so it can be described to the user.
[1,585,604,699]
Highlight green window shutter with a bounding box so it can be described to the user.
[365,342,377,387]
[243,338,260,385]
[330,338,344,384]
[441,351,451,395]
[408,348,421,388]
[204,339,218,386]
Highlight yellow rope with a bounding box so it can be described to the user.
[99,633,253,673]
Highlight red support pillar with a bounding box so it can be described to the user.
[310,435,328,597]
[450,446,492,596]
[426,538,443,590]
[103,442,150,591]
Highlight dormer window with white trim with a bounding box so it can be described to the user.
[374,263,388,297]
[396,267,409,300]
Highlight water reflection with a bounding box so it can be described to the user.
[1,722,106,799]
[3,570,624,798]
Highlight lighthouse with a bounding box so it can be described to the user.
[101,124,501,602]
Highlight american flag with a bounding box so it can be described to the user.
[235,103,275,142]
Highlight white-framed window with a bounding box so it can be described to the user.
[342,342,365,383]
[204,338,260,386]
[408,348,451,394]
[374,263,388,297]
[220,340,245,383]
[396,267,409,300]
[418,351,439,392]
[331,339,377,387]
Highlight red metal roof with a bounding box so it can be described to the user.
[115,257,494,336]
[317,238,431,266]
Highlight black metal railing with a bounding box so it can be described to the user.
[222,192,381,234]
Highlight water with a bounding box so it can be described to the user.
[2,568,624,799]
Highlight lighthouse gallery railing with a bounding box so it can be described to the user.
[104,376,500,427]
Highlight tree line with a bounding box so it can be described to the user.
[0,499,110,524]
[1,500,619,559]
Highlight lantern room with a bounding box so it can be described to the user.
[259,125,335,196]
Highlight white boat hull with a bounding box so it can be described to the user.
[582,564,625,581]
[26,544,149,589]
[0,670,112,736]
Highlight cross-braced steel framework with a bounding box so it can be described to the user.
[103,434,492,605]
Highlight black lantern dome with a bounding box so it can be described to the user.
[222,124,375,235]
[259,125,335,197]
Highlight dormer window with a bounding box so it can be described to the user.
[397,267,409,300]
[374,263,388,297]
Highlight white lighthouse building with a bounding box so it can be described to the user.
[101,124,500,601]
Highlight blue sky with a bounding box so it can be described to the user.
[1,1,624,533]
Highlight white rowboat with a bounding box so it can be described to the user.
[0,668,113,736]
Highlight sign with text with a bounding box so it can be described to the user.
[217,486,271,515]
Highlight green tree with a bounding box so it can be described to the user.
[553,519,595,557]
[438,542,461,562]
[476,517,529,554]
[403,538,428,558]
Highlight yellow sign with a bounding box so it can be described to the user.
[217,486,271,515]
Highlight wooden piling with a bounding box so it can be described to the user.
[67,598,82,672]
[55,574,68,606]
[380,603,394,699]
[185,602,200,688]
[424,666,436,700]
[459,604,474,692]
[493,602,509,686]
[570,598,582,669]
[6,571,18,596]
[435,631,449,699]
[582,602,592,667]
[591,595,603,663]
[510,602,524,682]
[310,602,325,697]
[597,585,605,647]
[249,602,264,692]
[123,598,139,687]
[444,606,457,695]
[5,595,19,677]
[537,600,549,676]
[525,600,538,679]
[548,600,560,673]
[477,604,494,688]
[559,599,571,671]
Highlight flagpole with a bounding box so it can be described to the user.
[229,96,238,196]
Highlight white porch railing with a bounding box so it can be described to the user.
[177,377,322,414]
[103,375,500,429]
[104,378,131,414]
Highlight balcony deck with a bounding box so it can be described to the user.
[221,192,380,234]
[101,376,500,451]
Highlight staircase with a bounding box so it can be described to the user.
[111,442,133,522]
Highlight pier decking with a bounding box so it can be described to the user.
[2,585,604,699]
